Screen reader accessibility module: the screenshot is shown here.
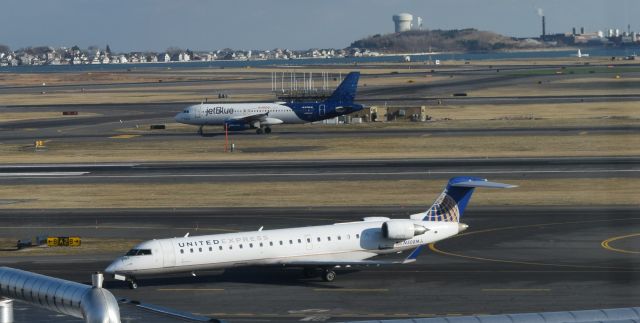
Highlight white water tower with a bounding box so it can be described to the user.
[393,13,413,33]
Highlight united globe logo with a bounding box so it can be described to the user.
[424,192,460,222]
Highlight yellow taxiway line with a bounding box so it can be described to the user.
[601,233,640,254]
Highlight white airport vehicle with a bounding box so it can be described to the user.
[174,72,364,135]
[106,177,515,289]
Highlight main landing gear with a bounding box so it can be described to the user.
[303,267,337,282]
[322,269,336,282]
[198,125,204,136]
[256,127,271,135]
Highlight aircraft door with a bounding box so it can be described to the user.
[319,104,326,116]
[304,234,313,250]
[194,106,203,120]
[160,239,176,268]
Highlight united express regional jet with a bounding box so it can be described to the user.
[106,177,515,289]
[174,72,363,135]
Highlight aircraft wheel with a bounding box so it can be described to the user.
[256,128,264,135]
[322,269,336,282]
[264,127,272,134]
[303,267,316,278]
[128,279,138,289]
[198,126,204,136]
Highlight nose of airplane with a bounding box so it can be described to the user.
[105,259,121,274]
[458,223,469,233]
[174,112,183,122]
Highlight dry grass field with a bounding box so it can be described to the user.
[0,178,636,210]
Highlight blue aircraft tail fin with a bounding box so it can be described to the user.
[422,177,516,222]
[328,72,360,103]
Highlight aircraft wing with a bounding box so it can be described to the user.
[281,246,423,267]
[283,259,414,267]
[229,112,269,123]
[227,112,283,126]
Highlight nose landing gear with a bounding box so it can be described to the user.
[127,277,138,289]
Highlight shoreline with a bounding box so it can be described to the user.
[2,46,640,74]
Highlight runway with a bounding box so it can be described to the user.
[1,65,638,322]
[0,157,638,185]
[2,206,638,322]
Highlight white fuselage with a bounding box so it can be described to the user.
[106,219,460,277]
[174,103,305,126]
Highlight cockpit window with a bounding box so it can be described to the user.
[125,249,152,256]
[183,110,189,113]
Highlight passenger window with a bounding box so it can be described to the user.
[229,245,233,250]
[270,241,274,246]
[199,247,202,252]
[209,247,212,251]
[327,237,331,241]
[249,243,253,248]
[289,240,293,244]
[219,246,223,250]
[260,242,263,247]
[317,237,321,242]
[347,234,351,239]
[180,249,184,254]
[239,244,243,249]
[297,239,302,243]
[338,236,341,240]
[190,248,193,253]
[307,238,311,243]
[279,241,283,245]
[356,234,360,239]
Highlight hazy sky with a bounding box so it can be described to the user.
[1,0,638,52]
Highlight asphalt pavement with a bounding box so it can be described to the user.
[2,206,638,322]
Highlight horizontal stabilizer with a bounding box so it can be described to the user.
[451,180,517,189]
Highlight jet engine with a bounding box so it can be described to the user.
[381,220,427,240]
[224,123,250,131]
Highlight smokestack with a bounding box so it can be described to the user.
[542,16,546,37]
[572,27,576,35]
[580,27,584,34]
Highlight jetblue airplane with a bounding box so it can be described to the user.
[106,177,515,289]
[174,72,364,135]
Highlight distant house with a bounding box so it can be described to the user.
[160,53,170,62]
[178,52,190,62]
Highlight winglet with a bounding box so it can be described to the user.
[403,245,424,264]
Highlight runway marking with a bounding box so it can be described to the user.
[482,288,551,293]
[109,134,140,139]
[0,225,238,232]
[198,312,474,318]
[375,269,640,273]
[9,169,639,179]
[313,288,388,292]
[157,288,224,292]
[429,217,640,270]
[0,163,139,168]
[0,172,88,177]
[601,233,640,254]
